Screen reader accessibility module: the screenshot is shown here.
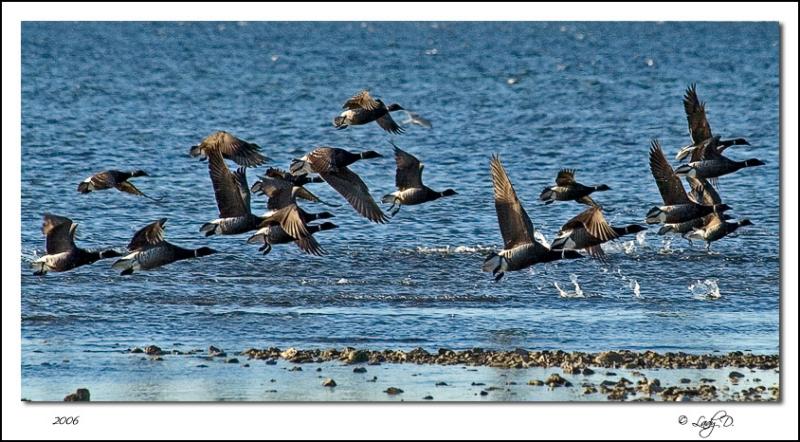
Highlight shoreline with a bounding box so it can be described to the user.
[131,346,780,370]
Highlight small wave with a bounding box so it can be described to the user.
[412,245,494,255]
[689,279,721,300]
[629,279,641,298]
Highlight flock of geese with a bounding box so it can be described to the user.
[31,85,764,281]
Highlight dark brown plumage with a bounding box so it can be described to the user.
[333,90,405,134]
[189,131,267,167]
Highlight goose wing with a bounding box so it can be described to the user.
[490,155,536,249]
[260,204,310,240]
[207,149,250,217]
[320,167,388,223]
[42,213,77,254]
[688,177,722,206]
[376,113,405,134]
[116,181,145,196]
[649,140,691,205]
[555,169,576,186]
[572,206,619,243]
[683,83,713,144]
[127,218,167,251]
[342,90,380,110]
[295,235,326,256]
[392,144,423,189]
[203,131,267,167]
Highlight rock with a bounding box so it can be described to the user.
[63,388,90,402]
[280,348,298,360]
[144,345,163,356]
[528,380,544,386]
[264,358,277,365]
[435,382,448,386]
[680,378,691,384]
[594,351,624,367]
[196,364,208,368]
[367,376,377,383]
[130,347,143,354]
[322,378,337,387]
[606,372,617,376]
[243,364,250,367]
[546,373,568,387]
[471,382,485,386]
[384,387,404,395]
[345,349,370,364]
[423,395,434,400]
[226,358,239,364]
[581,368,595,375]
[479,390,489,396]
[352,367,367,373]
[208,346,226,357]
[289,366,303,372]
[729,371,745,380]
[154,357,164,361]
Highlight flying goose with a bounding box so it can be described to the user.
[686,216,754,251]
[333,90,405,134]
[248,170,336,255]
[539,169,609,207]
[483,155,581,282]
[381,143,456,217]
[674,153,765,180]
[199,149,264,236]
[251,167,339,209]
[551,206,646,259]
[291,147,388,223]
[112,218,217,275]
[646,140,730,225]
[675,83,750,161]
[189,131,267,167]
[658,177,733,241]
[78,170,158,200]
[31,214,121,275]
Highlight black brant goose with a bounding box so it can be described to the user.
[646,140,730,225]
[333,90,405,134]
[32,214,121,275]
[291,147,388,223]
[483,155,581,282]
[381,143,456,217]
[551,206,646,259]
[78,170,158,200]
[675,83,750,161]
[112,218,217,275]
[539,169,610,207]
[189,131,267,167]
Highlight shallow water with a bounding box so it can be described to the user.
[21,22,780,400]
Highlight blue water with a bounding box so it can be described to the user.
[21,22,780,400]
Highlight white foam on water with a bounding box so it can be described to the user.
[629,279,641,298]
[336,278,350,285]
[414,245,493,255]
[555,274,585,298]
[689,279,721,300]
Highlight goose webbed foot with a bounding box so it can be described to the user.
[259,243,272,255]
[493,271,505,282]
[390,204,402,217]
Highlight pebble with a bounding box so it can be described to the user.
[353,367,367,373]
[196,364,208,368]
[680,378,691,384]
[479,390,489,396]
[265,359,277,365]
[384,387,404,395]
[63,388,90,402]
[322,378,336,387]
[289,366,302,372]
[423,395,434,400]
[144,345,163,356]
[226,358,239,364]
[528,380,544,386]
[436,382,448,386]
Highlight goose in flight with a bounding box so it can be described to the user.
[675,83,750,161]
[483,155,581,281]
[381,143,456,217]
[333,90,405,134]
[539,169,609,207]
[291,147,388,223]
[112,218,217,275]
[32,214,121,275]
[646,140,730,225]
[551,206,646,259]
[78,170,158,201]
[189,131,267,167]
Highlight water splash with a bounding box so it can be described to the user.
[629,279,641,298]
[636,230,647,246]
[413,245,493,255]
[659,236,675,254]
[555,274,585,298]
[689,279,721,300]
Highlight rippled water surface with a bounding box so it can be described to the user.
[21,22,780,399]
